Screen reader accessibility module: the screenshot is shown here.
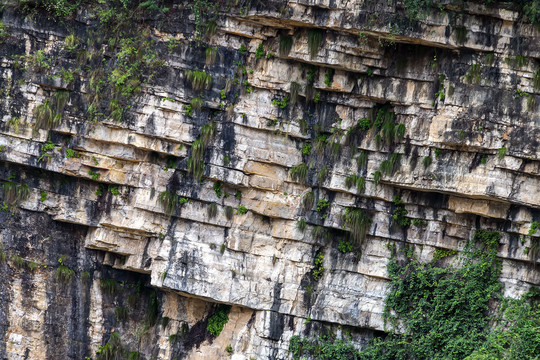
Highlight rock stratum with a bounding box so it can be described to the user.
[0,0,539,359]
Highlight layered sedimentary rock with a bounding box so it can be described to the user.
[0,0,539,359]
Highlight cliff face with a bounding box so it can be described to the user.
[0,0,539,359]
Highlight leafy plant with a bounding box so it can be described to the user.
[297,218,307,232]
[392,195,411,227]
[207,305,231,337]
[236,205,248,215]
[205,47,217,66]
[311,252,325,281]
[255,42,265,59]
[529,221,539,236]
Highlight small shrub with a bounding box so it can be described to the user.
[207,203,218,219]
[185,70,212,91]
[207,305,231,337]
[412,218,428,227]
[338,239,354,253]
[302,192,314,212]
[297,218,307,232]
[236,205,248,215]
[205,47,217,66]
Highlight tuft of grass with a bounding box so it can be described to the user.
[498,147,507,159]
[307,29,324,59]
[279,35,293,56]
[205,47,217,66]
[290,163,308,183]
[225,205,233,220]
[297,218,307,232]
[55,265,75,283]
[207,203,218,219]
[317,166,328,185]
[12,254,25,269]
[159,190,178,216]
[185,70,212,91]
[115,306,129,322]
[343,208,372,246]
[454,26,467,45]
[190,97,203,110]
[302,192,314,212]
[373,170,382,187]
[100,278,118,295]
[290,81,301,105]
[422,155,433,169]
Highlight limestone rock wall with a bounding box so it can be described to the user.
[0,0,539,359]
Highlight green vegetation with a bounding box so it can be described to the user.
[290,81,301,105]
[529,221,539,236]
[311,252,325,281]
[38,141,56,162]
[115,306,129,322]
[302,191,314,212]
[291,229,539,360]
[12,254,25,269]
[297,218,307,232]
[2,181,30,208]
[308,29,324,59]
[159,190,179,215]
[236,205,248,215]
[205,47,217,66]
[207,203,218,218]
[422,155,432,169]
[455,25,467,44]
[290,163,308,183]
[40,190,47,202]
[100,278,118,295]
[225,205,233,220]
[207,304,231,337]
[412,218,428,227]
[465,64,482,85]
[343,208,372,246]
[185,70,212,91]
[324,68,334,87]
[55,263,75,284]
[392,195,411,227]
[213,181,222,198]
[96,332,123,360]
[345,174,366,193]
[272,97,288,109]
[255,42,265,59]
[279,35,293,56]
[338,239,354,253]
[88,169,100,181]
[317,166,328,184]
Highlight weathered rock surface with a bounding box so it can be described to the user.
[0,0,539,359]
